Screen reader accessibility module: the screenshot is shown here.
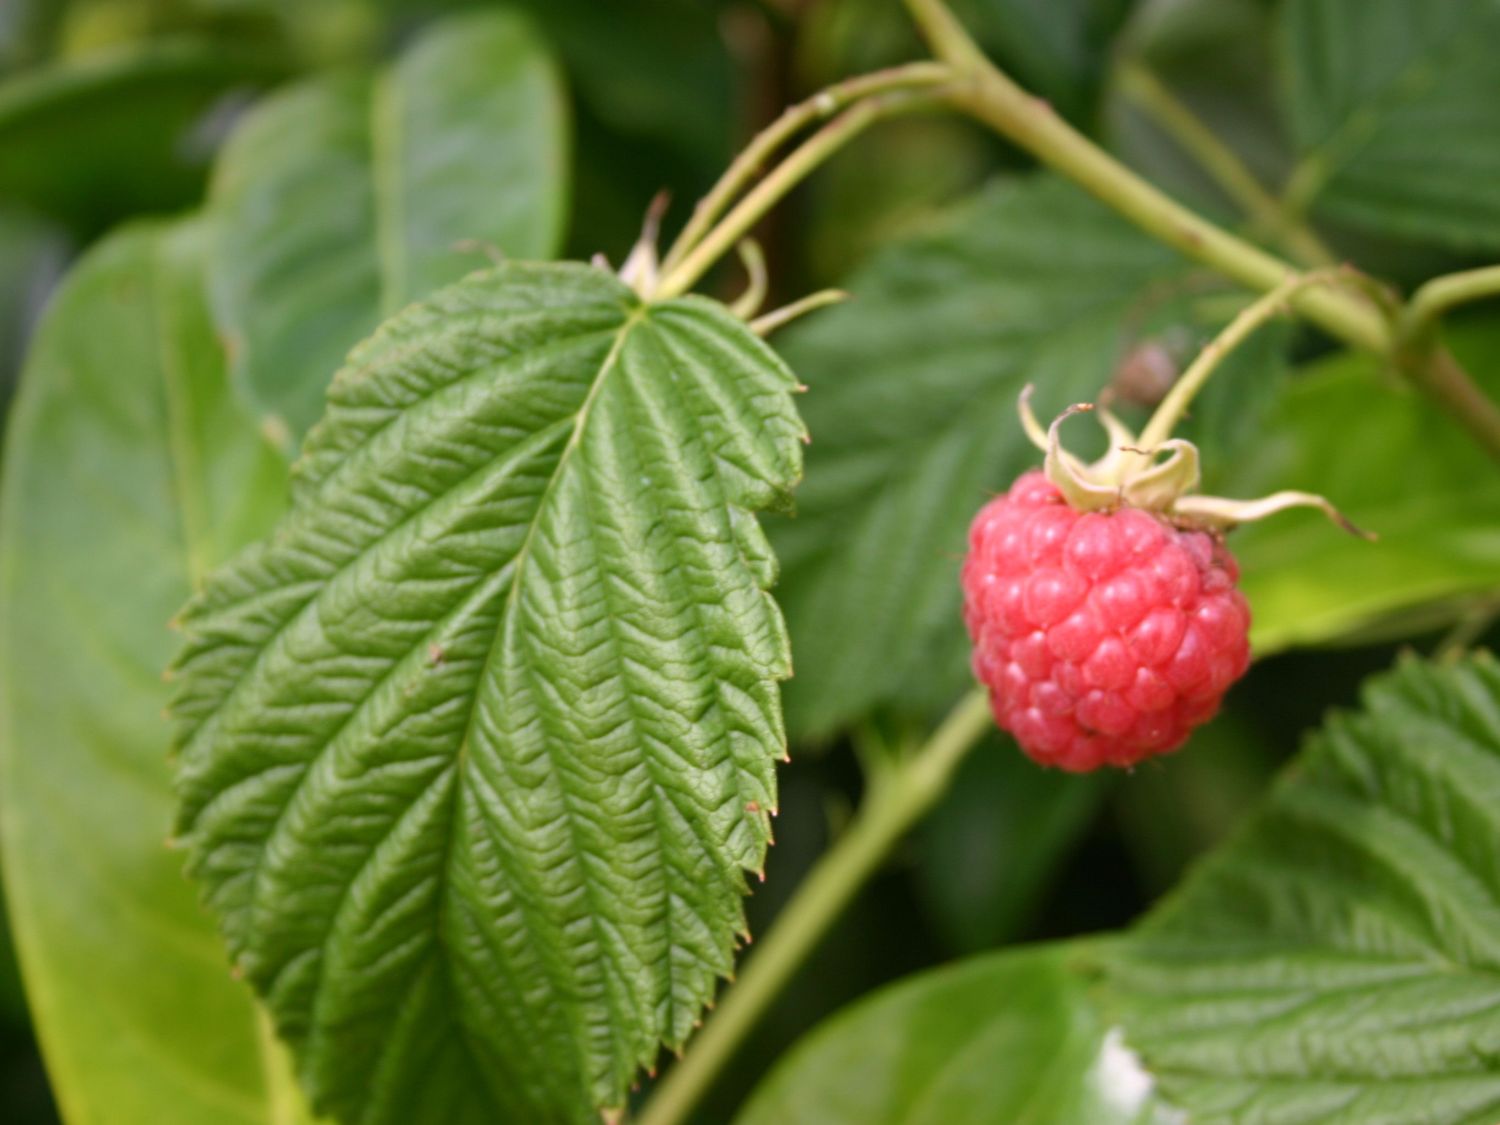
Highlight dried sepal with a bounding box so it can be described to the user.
[1015,388,1371,542]
[1171,490,1375,539]
[1044,404,1120,511]
[1121,440,1200,510]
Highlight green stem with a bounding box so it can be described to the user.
[637,689,994,1125]
[1404,345,1500,463]
[749,288,849,337]
[903,0,1500,465]
[1114,63,1334,268]
[658,62,954,278]
[654,87,948,300]
[901,0,1388,355]
[1394,264,1500,464]
[1137,269,1344,450]
[1403,264,1500,341]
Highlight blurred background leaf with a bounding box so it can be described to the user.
[1217,320,1500,655]
[738,941,1176,1124]
[206,8,567,447]
[0,42,290,238]
[1278,0,1500,253]
[0,219,305,1123]
[0,210,67,410]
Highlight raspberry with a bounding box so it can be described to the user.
[962,470,1251,771]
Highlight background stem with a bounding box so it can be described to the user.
[654,87,948,299]
[658,62,953,277]
[638,690,994,1125]
[1114,63,1334,268]
[1404,264,1500,339]
[917,53,1388,349]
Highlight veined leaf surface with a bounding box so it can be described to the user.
[0,220,305,1123]
[1279,0,1500,249]
[208,9,568,447]
[172,262,805,1122]
[1109,653,1500,1123]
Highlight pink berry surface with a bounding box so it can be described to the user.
[962,470,1251,771]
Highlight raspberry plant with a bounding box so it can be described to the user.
[2,1,1500,1123]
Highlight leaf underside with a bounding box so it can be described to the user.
[171,262,804,1123]
[1109,653,1500,1125]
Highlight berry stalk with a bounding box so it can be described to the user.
[1136,269,1346,451]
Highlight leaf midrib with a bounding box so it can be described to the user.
[251,294,651,1114]
[444,299,649,1107]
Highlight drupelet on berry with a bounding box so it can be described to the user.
[962,470,1251,771]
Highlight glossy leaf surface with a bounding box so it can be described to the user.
[739,942,1173,1124]
[0,221,301,1123]
[172,262,804,1122]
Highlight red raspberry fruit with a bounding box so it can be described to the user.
[962,470,1251,771]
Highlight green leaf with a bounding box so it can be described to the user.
[508,0,732,168]
[0,40,288,235]
[1108,652,1500,1123]
[208,8,568,447]
[1217,332,1500,655]
[770,176,1197,738]
[171,262,805,1122]
[1279,0,1500,250]
[1105,0,1291,223]
[0,220,305,1123]
[0,207,66,402]
[738,942,1174,1124]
